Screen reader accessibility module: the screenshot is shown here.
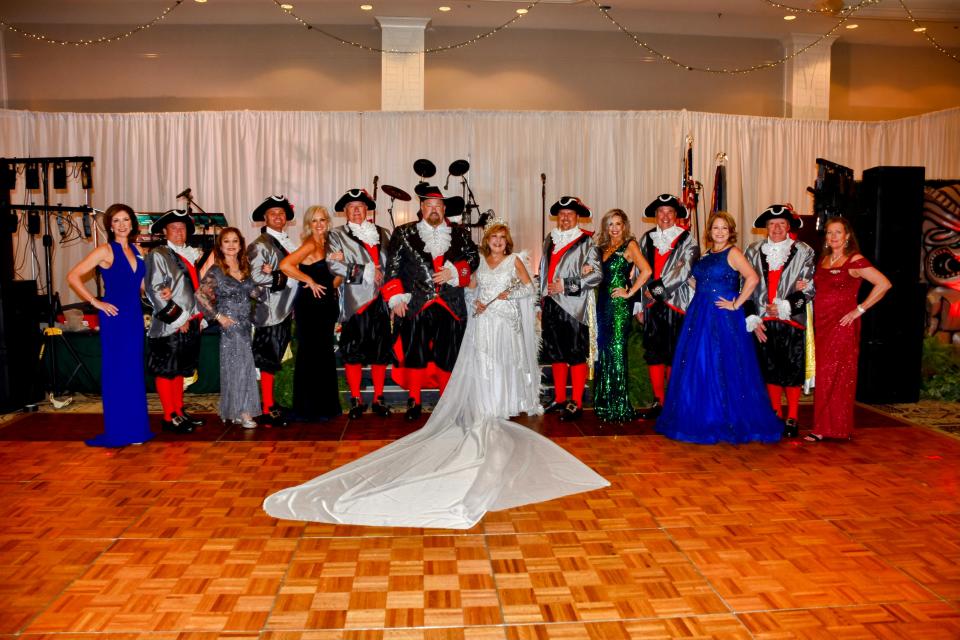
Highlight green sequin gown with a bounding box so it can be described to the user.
[594,244,636,422]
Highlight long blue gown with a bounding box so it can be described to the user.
[655,247,782,445]
[87,242,153,447]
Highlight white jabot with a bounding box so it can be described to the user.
[348,221,380,246]
[167,241,201,265]
[550,227,583,254]
[417,220,452,258]
[266,226,298,254]
[651,225,684,255]
[761,237,794,271]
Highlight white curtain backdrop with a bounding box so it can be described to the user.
[2,107,958,304]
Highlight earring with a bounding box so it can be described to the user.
[844,239,849,248]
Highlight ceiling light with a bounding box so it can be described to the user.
[913,26,926,32]
[439,5,451,11]
[516,8,528,14]
[845,23,858,29]
[280,3,294,9]
[141,53,160,58]
[194,0,207,3]
[360,4,373,9]
[783,15,797,21]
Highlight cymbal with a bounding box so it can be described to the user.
[381,184,411,201]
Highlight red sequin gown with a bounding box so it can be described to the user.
[813,257,870,438]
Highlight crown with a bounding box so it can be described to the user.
[483,216,508,231]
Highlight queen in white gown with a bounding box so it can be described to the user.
[263,222,609,529]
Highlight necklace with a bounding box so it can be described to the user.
[828,253,844,266]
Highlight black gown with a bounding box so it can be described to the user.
[292,261,342,421]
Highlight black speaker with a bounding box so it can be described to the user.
[0,279,43,412]
[853,165,925,403]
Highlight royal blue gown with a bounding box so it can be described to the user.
[87,242,153,447]
[655,247,782,445]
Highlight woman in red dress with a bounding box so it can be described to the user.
[807,216,891,442]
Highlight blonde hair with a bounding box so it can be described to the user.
[479,223,514,257]
[705,211,738,248]
[302,205,331,243]
[596,209,634,249]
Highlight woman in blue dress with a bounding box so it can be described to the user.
[656,211,782,445]
[67,203,154,447]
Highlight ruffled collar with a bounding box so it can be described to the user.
[416,220,452,258]
[650,224,684,255]
[347,221,380,246]
[761,237,794,271]
[266,226,298,253]
[550,227,583,254]
[167,241,201,265]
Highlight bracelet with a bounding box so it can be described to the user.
[857,304,866,315]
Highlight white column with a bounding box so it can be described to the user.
[782,34,837,120]
[376,17,430,111]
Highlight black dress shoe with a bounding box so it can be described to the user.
[161,414,195,434]
[559,401,583,422]
[348,397,367,419]
[405,398,422,421]
[636,401,662,420]
[268,405,289,428]
[543,400,565,414]
[783,418,799,439]
[179,410,205,428]
[371,396,391,417]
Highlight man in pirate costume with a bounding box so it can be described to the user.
[248,195,298,427]
[328,188,393,419]
[539,196,602,422]
[144,209,205,433]
[635,194,700,420]
[382,183,480,420]
[743,204,816,438]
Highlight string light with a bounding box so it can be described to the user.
[761,0,880,14]
[899,0,960,63]
[0,0,184,47]
[270,0,542,54]
[590,0,866,74]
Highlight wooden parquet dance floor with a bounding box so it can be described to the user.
[1,404,959,639]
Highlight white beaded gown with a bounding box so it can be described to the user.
[263,252,609,529]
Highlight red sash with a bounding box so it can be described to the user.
[547,236,580,283]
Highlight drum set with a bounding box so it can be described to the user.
[377,158,493,240]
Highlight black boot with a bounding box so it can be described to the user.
[179,409,205,428]
[371,396,391,417]
[268,404,289,428]
[405,398,422,421]
[559,401,583,422]
[543,400,565,414]
[348,397,366,419]
[783,418,799,439]
[636,400,662,420]
[161,414,195,434]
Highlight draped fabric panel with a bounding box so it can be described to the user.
[2,107,958,304]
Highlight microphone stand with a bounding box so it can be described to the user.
[540,173,546,247]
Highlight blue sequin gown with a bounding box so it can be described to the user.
[655,247,782,445]
[88,242,154,447]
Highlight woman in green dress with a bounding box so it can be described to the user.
[593,209,652,422]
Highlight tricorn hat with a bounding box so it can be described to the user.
[335,188,377,213]
[251,195,294,222]
[754,204,802,229]
[549,196,592,219]
[644,194,687,219]
[150,208,195,236]
[415,183,465,219]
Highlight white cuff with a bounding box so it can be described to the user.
[745,314,762,332]
[443,261,461,288]
[362,261,375,284]
[388,292,412,310]
[774,298,792,320]
[632,302,644,316]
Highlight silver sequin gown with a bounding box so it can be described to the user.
[197,266,264,421]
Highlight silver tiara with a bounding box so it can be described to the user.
[483,216,508,231]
